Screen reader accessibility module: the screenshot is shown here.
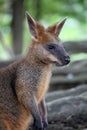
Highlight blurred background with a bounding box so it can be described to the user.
[0,0,87,61]
[0,0,87,129]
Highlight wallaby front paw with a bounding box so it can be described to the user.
[42,119,48,130]
[33,118,43,130]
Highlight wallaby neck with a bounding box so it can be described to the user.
[25,44,52,70]
[25,54,52,72]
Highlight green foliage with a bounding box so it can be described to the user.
[25,0,87,22]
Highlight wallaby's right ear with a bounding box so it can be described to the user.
[25,12,37,39]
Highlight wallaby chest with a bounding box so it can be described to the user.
[17,63,51,102]
[36,66,51,102]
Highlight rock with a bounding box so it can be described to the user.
[46,85,87,130]
[46,84,87,102]
[29,85,87,130]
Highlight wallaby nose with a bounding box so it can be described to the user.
[64,56,70,65]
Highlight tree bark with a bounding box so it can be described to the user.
[11,0,24,55]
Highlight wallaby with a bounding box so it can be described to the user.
[0,12,70,130]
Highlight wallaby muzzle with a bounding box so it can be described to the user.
[55,44,70,66]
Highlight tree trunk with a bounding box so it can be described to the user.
[11,0,24,55]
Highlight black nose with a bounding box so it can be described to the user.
[64,56,70,65]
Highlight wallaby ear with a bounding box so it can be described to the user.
[47,18,67,36]
[25,11,37,39]
[56,18,67,36]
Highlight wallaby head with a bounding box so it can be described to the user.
[26,12,70,66]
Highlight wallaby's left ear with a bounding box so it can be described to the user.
[47,18,67,36]
[25,11,45,41]
[25,11,37,39]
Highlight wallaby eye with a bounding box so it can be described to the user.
[48,45,55,50]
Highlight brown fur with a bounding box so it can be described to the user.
[0,12,70,130]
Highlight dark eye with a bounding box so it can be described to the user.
[48,45,55,50]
